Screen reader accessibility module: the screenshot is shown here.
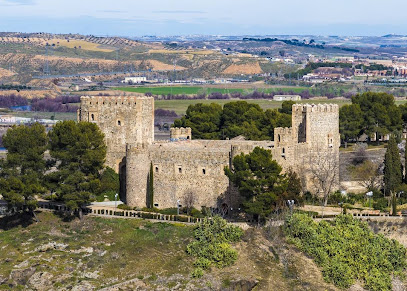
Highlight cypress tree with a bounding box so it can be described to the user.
[147,162,154,208]
[384,136,402,195]
[405,141,407,182]
[392,193,398,216]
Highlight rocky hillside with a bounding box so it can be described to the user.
[0,211,341,291]
[0,33,300,84]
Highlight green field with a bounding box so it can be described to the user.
[9,99,407,120]
[11,111,76,121]
[115,86,311,96]
[155,98,352,115]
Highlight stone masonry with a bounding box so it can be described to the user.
[79,96,340,210]
[77,96,154,172]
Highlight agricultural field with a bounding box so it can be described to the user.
[115,85,311,96]
[115,86,243,95]
[9,97,407,121]
[11,111,76,121]
[148,49,215,55]
[155,98,352,115]
[46,39,115,52]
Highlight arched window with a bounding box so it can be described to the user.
[91,114,94,121]
[202,169,206,175]
[117,120,121,126]
[155,167,158,173]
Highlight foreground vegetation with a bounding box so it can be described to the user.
[285,213,407,290]
[0,211,343,290]
[187,216,243,278]
[0,212,194,289]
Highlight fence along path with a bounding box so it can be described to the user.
[37,201,203,224]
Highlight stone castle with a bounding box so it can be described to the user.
[78,96,340,209]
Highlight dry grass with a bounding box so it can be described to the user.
[149,49,214,55]
[46,39,115,52]
[223,62,263,75]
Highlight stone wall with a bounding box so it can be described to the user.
[78,96,154,172]
[78,96,342,210]
[170,127,191,141]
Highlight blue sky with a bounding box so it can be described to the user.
[0,0,406,36]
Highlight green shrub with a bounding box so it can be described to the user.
[141,212,155,219]
[99,167,119,194]
[327,191,345,205]
[141,207,160,213]
[117,204,132,210]
[344,192,364,204]
[158,208,178,215]
[186,216,243,277]
[285,213,407,291]
[191,267,204,278]
[178,216,189,222]
[373,198,388,211]
[190,208,205,218]
[95,190,116,202]
[294,209,318,217]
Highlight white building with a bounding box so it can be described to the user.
[122,77,147,84]
[0,115,15,123]
[273,95,302,101]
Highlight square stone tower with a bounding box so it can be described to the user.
[78,96,154,172]
[291,103,340,150]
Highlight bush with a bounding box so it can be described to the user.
[99,167,119,194]
[190,267,204,278]
[294,209,318,217]
[327,191,345,205]
[117,204,132,210]
[303,191,320,205]
[345,192,364,204]
[285,213,407,290]
[190,208,204,218]
[177,216,189,222]
[373,198,388,211]
[141,207,160,213]
[95,190,116,202]
[187,216,243,277]
[158,208,178,215]
[141,212,155,219]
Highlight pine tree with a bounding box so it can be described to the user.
[48,121,106,219]
[0,123,47,220]
[384,136,402,195]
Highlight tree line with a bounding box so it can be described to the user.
[173,100,293,140]
[0,121,118,220]
[340,92,407,143]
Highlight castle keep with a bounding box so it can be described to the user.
[78,96,340,209]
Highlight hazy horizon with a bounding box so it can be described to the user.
[0,0,406,37]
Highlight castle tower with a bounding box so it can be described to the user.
[291,104,340,150]
[125,143,150,206]
[290,104,341,192]
[78,96,154,172]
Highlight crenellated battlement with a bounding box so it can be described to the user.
[274,127,293,136]
[292,103,339,113]
[170,127,192,141]
[274,127,293,146]
[80,95,153,108]
[79,95,154,172]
